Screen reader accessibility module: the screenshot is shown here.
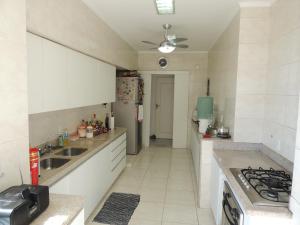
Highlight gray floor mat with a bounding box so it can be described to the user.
[93,192,140,225]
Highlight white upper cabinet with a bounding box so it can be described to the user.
[27,33,44,114]
[43,39,69,112]
[27,33,116,114]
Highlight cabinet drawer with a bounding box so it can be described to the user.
[111,141,126,159]
[111,155,126,180]
[111,148,126,169]
[109,134,126,150]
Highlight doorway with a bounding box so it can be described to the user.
[150,75,174,147]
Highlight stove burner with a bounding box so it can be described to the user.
[266,190,278,199]
[260,178,287,190]
[241,167,292,203]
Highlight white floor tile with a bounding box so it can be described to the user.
[163,204,198,224]
[165,190,196,206]
[132,202,164,221]
[197,208,215,225]
[140,187,167,203]
[88,146,202,225]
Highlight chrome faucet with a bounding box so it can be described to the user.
[39,143,53,156]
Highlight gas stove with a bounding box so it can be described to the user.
[231,167,292,207]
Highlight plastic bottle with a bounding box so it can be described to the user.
[110,112,115,129]
[105,113,109,130]
[63,129,69,146]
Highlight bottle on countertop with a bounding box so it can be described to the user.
[78,120,87,138]
[63,129,69,146]
[105,113,109,130]
[58,134,64,147]
[110,112,115,130]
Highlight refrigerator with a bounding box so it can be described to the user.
[113,76,144,155]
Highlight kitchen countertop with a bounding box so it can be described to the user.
[214,149,293,219]
[31,194,84,225]
[39,127,126,186]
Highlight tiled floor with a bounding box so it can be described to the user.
[87,146,216,225]
[150,138,173,148]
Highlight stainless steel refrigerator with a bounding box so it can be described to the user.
[113,76,143,155]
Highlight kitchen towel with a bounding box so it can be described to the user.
[93,192,140,225]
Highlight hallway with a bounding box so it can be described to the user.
[88,146,215,225]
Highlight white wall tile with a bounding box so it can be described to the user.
[234,118,263,143]
[29,104,111,146]
[292,149,300,203]
[287,62,300,96]
[235,94,265,119]
[284,96,299,129]
[290,197,300,225]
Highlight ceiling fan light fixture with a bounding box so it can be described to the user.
[158,44,175,53]
[154,0,175,15]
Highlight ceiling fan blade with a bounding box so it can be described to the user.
[142,41,158,45]
[172,38,188,43]
[175,44,189,48]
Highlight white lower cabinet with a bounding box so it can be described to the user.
[210,156,225,225]
[50,134,126,221]
[70,209,84,225]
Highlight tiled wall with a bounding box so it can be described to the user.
[29,104,110,147]
[138,52,208,147]
[291,98,300,224]
[234,7,270,143]
[26,0,137,70]
[0,0,31,191]
[262,0,300,162]
[208,13,240,137]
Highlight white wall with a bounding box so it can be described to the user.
[209,2,300,162]
[29,104,111,146]
[234,7,270,143]
[262,0,300,162]
[290,96,300,224]
[138,52,208,147]
[208,13,240,137]
[0,0,30,191]
[26,0,137,70]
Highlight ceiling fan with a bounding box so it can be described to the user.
[142,24,189,53]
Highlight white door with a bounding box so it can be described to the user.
[155,77,174,139]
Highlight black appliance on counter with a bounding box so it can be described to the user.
[0,184,49,225]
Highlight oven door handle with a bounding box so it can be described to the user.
[223,196,238,225]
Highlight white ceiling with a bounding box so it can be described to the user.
[81,0,268,52]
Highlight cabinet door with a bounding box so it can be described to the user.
[67,147,110,220]
[98,61,116,103]
[66,49,97,108]
[27,33,44,114]
[210,156,224,225]
[50,175,70,194]
[70,209,84,225]
[191,130,200,184]
[42,40,69,111]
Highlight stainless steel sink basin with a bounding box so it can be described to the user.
[40,158,70,170]
[55,147,87,156]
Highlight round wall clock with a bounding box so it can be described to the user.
[158,57,168,69]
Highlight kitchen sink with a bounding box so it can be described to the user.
[55,147,87,156]
[40,158,70,170]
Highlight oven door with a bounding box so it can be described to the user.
[221,181,244,225]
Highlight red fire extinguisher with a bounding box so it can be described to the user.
[29,148,39,185]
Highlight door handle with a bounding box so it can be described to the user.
[156,104,160,109]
